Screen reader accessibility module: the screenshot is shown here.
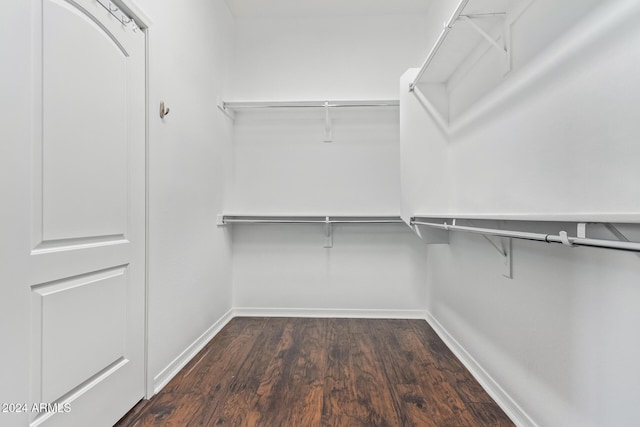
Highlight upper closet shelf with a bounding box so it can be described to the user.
[219,99,399,110]
[217,98,399,142]
[411,213,640,224]
[217,214,404,248]
[218,98,399,119]
[409,0,509,91]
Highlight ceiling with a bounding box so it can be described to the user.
[223,0,433,18]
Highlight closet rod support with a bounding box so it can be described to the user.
[324,102,333,142]
[459,15,506,55]
[324,216,333,248]
[481,234,506,256]
[217,98,235,121]
[604,223,640,259]
[466,219,511,277]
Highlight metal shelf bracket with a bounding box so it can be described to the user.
[412,222,449,244]
[324,216,333,248]
[217,98,235,121]
[459,14,507,56]
[468,220,512,278]
[324,102,333,143]
[603,223,640,259]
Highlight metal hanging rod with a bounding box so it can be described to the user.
[220,100,400,111]
[411,217,640,253]
[220,215,404,225]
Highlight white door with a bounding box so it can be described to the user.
[28,0,146,426]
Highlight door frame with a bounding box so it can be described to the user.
[110,0,155,400]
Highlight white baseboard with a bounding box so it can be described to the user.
[232,307,427,319]
[424,311,537,427]
[152,308,234,395]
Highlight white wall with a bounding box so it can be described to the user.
[446,0,605,121]
[229,107,400,214]
[229,107,429,313]
[0,1,33,426]
[134,0,236,393]
[428,224,640,427]
[403,0,640,218]
[229,13,431,313]
[402,0,640,425]
[232,224,428,315]
[448,0,640,217]
[400,69,450,222]
[232,14,430,100]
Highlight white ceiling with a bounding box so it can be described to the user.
[223,0,432,18]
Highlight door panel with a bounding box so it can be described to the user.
[29,0,146,425]
[41,0,129,242]
[35,266,128,403]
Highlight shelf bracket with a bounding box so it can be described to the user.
[577,222,587,238]
[217,98,235,121]
[459,15,507,56]
[481,234,512,278]
[603,223,640,259]
[324,102,333,142]
[324,216,333,248]
[480,234,506,256]
[412,223,450,244]
[467,220,512,278]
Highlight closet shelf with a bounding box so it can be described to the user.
[411,213,640,223]
[217,98,400,142]
[218,214,403,225]
[218,99,399,122]
[409,0,508,90]
[218,99,399,112]
[406,0,635,135]
[411,215,640,254]
[217,214,404,248]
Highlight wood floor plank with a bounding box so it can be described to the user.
[164,331,258,396]
[372,320,470,426]
[349,319,404,427]
[321,318,360,427]
[121,392,207,426]
[466,402,517,427]
[142,324,265,425]
[394,383,452,427]
[251,318,327,427]
[368,319,420,385]
[116,317,514,427]
[408,320,496,405]
[202,317,291,426]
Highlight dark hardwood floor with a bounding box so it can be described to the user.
[116,318,514,426]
